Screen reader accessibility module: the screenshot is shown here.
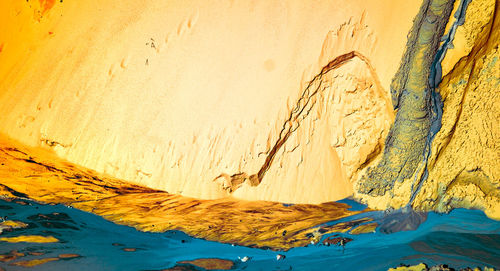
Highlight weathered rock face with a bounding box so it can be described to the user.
[356,0,456,197]
[355,0,499,220]
[415,0,499,219]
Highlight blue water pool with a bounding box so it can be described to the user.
[0,198,498,271]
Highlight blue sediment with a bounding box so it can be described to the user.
[0,198,499,271]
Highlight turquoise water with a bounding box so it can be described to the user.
[0,198,499,271]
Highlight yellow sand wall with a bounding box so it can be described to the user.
[0,0,420,202]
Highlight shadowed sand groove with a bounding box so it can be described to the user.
[215,51,385,193]
[0,134,366,251]
[255,51,382,183]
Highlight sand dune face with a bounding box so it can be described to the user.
[0,0,420,202]
[0,135,365,251]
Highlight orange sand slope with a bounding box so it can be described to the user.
[0,134,374,251]
[0,0,420,203]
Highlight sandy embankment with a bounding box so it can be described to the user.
[0,0,420,203]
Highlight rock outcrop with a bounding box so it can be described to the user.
[356,0,455,197]
[355,0,499,220]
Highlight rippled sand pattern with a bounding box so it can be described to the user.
[0,134,365,250]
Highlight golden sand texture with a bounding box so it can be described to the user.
[0,235,59,243]
[0,220,28,230]
[388,264,496,271]
[177,259,234,270]
[388,263,428,271]
[349,222,377,235]
[0,134,368,251]
[0,0,419,204]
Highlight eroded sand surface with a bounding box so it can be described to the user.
[0,134,369,250]
[0,0,420,203]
